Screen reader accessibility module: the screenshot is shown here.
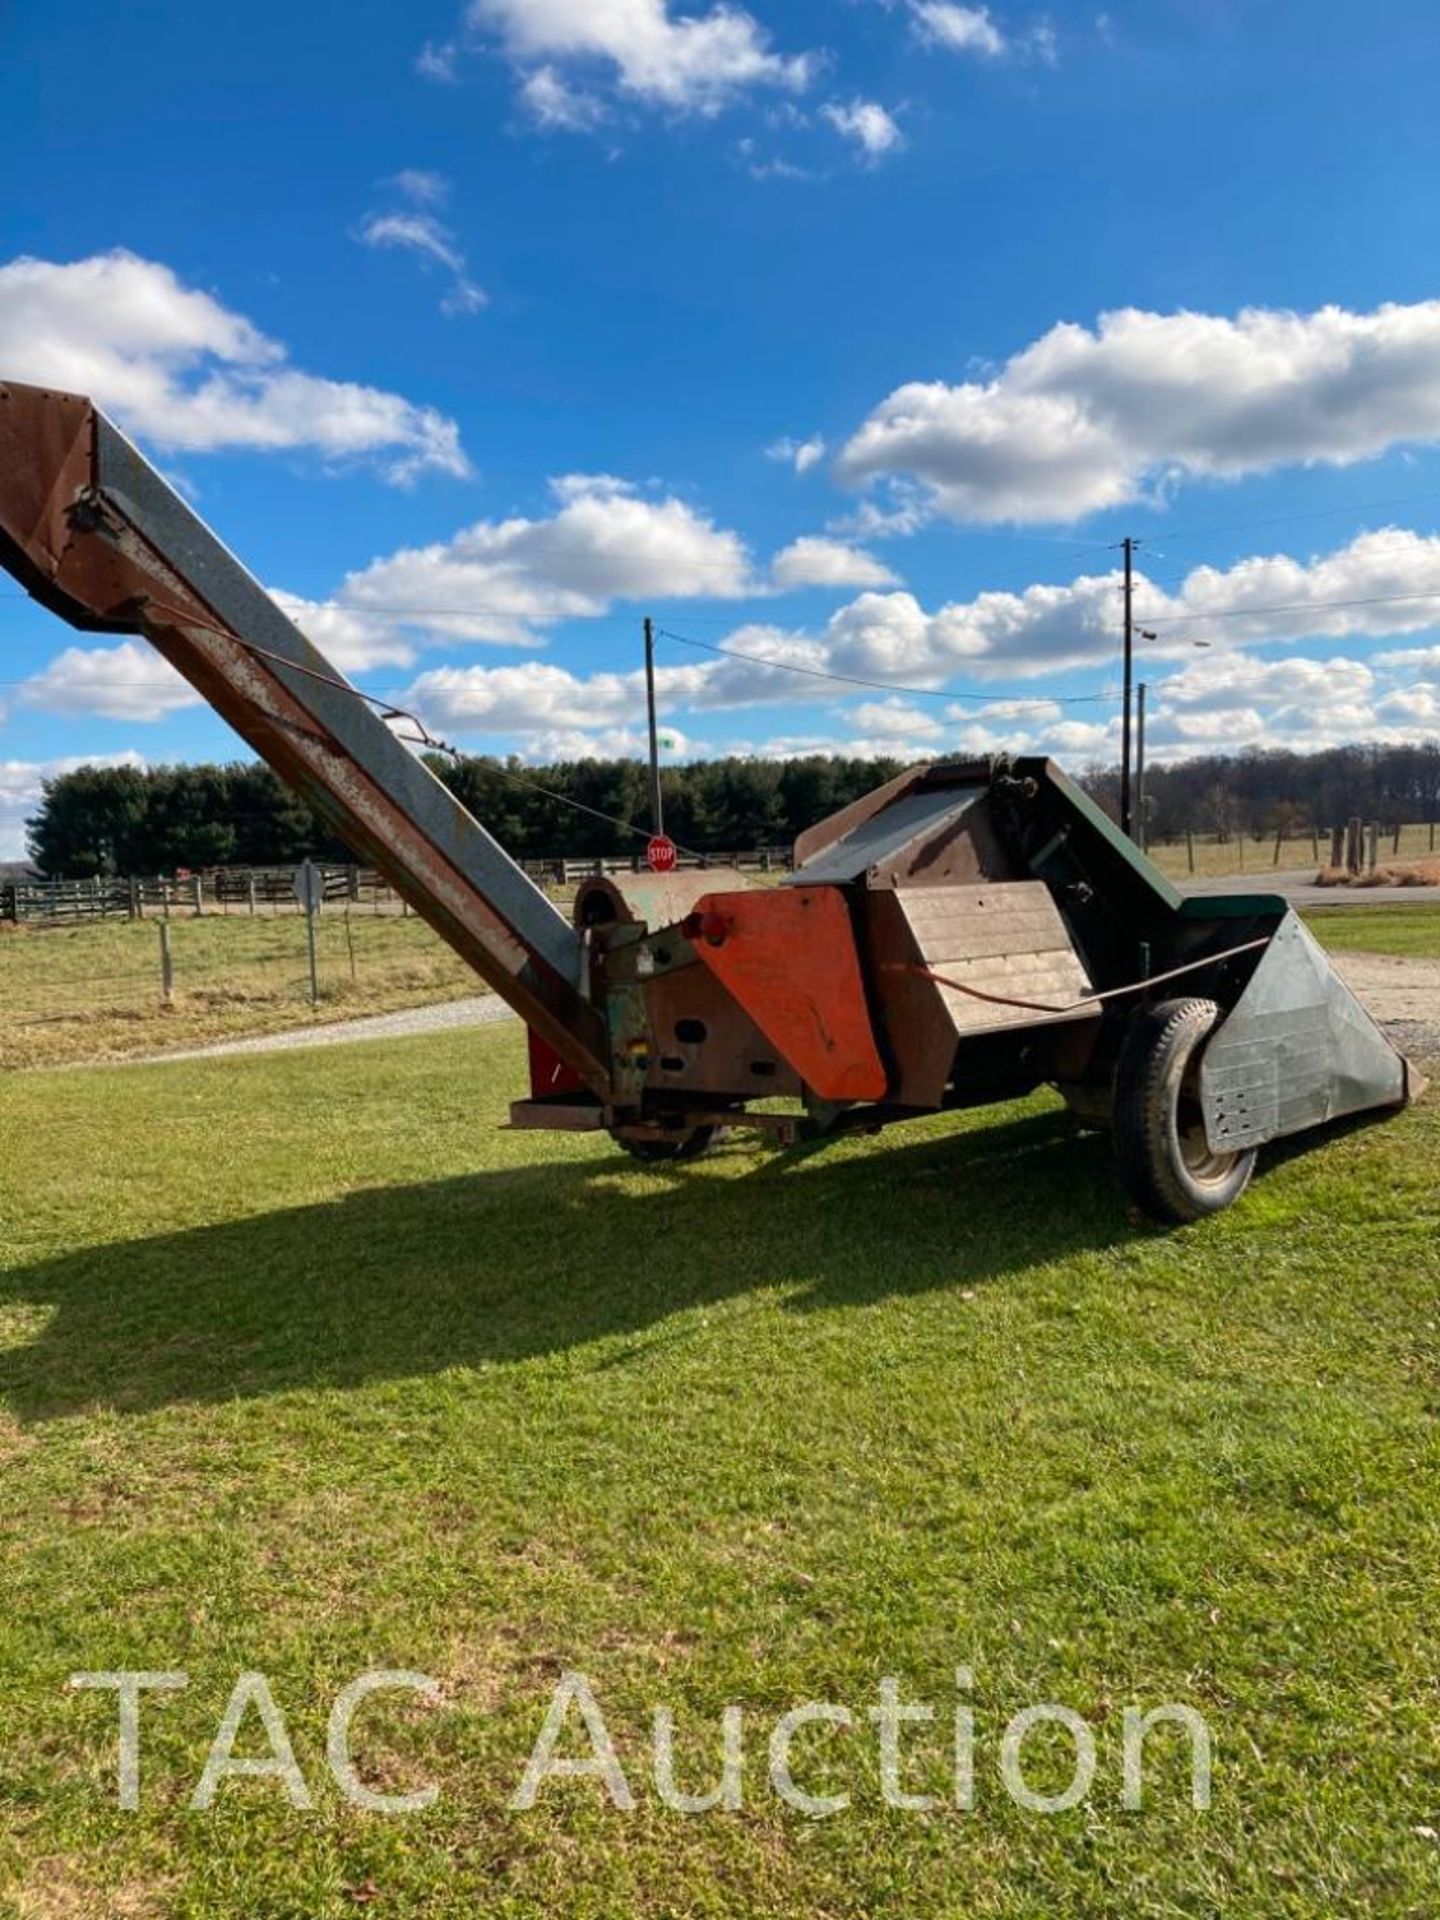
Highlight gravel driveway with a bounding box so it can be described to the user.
[1329,952,1440,1063]
[140,994,517,1064]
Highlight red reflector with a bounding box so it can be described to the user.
[699,911,728,947]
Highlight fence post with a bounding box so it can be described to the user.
[158,922,174,1004]
[1346,816,1362,874]
[191,874,204,916]
[1392,822,1402,856]
[1185,829,1194,873]
[1310,825,1319,865]
[1367,822,1379,873]
[1273,824,1284,866]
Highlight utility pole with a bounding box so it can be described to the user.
[643,615,664,837]
[1135,681,1148,854]
[1119,535,1135,840]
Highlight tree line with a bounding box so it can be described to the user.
[22,739,1440,878]
[22,753,908,877]
[1086,740,1440,844]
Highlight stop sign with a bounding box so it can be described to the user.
[646,834,678,874]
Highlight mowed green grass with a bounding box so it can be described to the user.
[1302,904,1440,958]
[1,1023,1437,1917]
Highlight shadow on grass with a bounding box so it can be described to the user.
[0,1108,1128,1422]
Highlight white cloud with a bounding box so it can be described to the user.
[520,65,609,129]
[766,433,826,474]
[358,212,467,278]
[388,168,451,205]
[335,474,758,646]
[443,282,489,319]
[268,594,420,673]
[1131,647,1440,759]
[356,208,487,317]
[737,140,816,182]
[909,3,1007,56]
[1374,643,1440,673]
[0,251,468,482]
[399,622,837,741]
[465,0,815,116]
[837,299,1440,524]
[1135,529,1440,651]
[518,722,693,762]
[952,695,1063,724]
[0,753,147,861]
[17,642,201,723]
[1375,683,1440,726]
[822,98,904,163]
[416,40,459,81]
[850,698,943,737]
[770,537,899,590]
[1158,652,1376,715]
[814,529,1440,682]
[826,489,933,540]
[402,661,645,736]
[823,587,997,679]
[387,520,1440,762]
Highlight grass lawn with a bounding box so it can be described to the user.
[1,1022,1436,1917]
[0,913,486,1071]
[1301,905,1440,959]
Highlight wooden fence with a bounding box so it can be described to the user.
[1,849,795,928]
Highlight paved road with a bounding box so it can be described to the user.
[1179,869,1440,909]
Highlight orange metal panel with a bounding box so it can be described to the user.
[688,887,887,1102]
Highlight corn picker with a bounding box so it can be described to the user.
[0,382,1423,1220]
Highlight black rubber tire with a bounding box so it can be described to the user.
[613,1125,725,1164]
[1113,998,1256,1224]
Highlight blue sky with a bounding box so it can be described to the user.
[4,0,1440,853]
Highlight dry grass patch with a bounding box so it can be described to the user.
[1314,857,1440,887]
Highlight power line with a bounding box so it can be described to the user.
[1142,586,1440,629]
[1118,485,1440,549]
[1135,528,1440,594]
[656,627,1110,709]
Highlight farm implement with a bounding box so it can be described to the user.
[0,380,1424,1220]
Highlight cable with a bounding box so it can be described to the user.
[656,627,1111,708]
[1120,485,1440,549]
[886,935,1272,1017]
[1133,529,1440,597]
[131,602,709,860]
[1142,586,1440,629]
